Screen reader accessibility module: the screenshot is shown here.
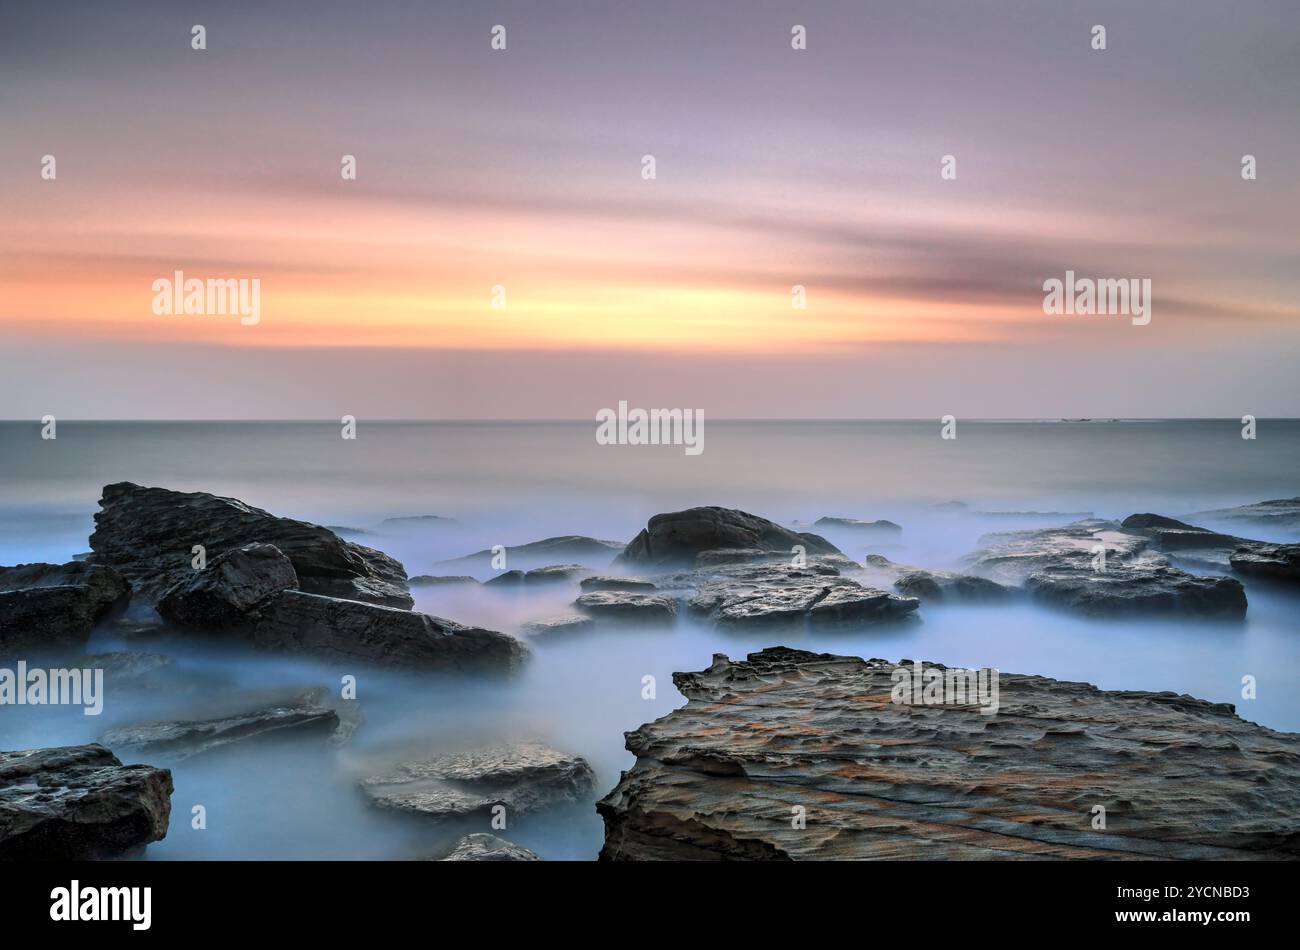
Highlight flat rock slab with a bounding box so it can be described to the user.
[572,591,678,624]
[435,833,541,861]
[1230,543,1300,583]
[520,615,598,640]
[597,647,1300,860]
[100,688,343,760]
[963,520,1246,618]
[89,482,412,607]
[362,743,596,822]
[252,590,529,671]
[0,561,129,651]
[580,575,658,592]
[440,537,623,570]
[485,565,592,587]
[687,561,917,629]
[0,744,172,860]
[1191,497,1300,531]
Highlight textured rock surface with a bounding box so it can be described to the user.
[963,520,1246,617]
[862,554,1014,604]
[409,575,478,587]
[485,564,591,587]
[362,743,596,822]
[157,542,299,629]
[252,591,528,671]
[100,688,342,760]
[620,507,840,567]
[0,744,172,860]
[89,482,412,607]
[1122,514,1300,585]
[580,575,658,592]
[0,561,129,651]
[597,647,1300,860]
[1230,543,1300,583]
[435,833,541,861]
[573,591,678,624]
[687,561,917,629]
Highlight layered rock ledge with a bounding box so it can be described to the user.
[597,647,1300,860]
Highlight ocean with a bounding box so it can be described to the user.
[2,419,1298,859]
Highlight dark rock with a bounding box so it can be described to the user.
[485,565,592,588]
[572,591,678,624]
[0,561,129,651]
[435,833,541,861]
[813,517,902,535]
[440,536,624,570]
[484,570,527,587]
[88,482,412,608]
[156,542,298,630]
[100,688,341,760]
[687,561,917,629]
[252,591,528,671]
[579,575,658,592]
[620,507,840,567]
[1121,513,1243,552]
[409,575,478,587]
[0,744,172,860]
[861,554,1014,604]
[597,647,1300,860]
[362,743,596,822]
[520,615,598,640]
[1230,543,1300,584]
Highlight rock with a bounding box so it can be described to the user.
[1229,543,1300,584]
[579,575,658,592]
[963,520,1246,618]
[381,515,457,528]
[156,542,299,630]
[1191,497,1300,531]
[362,743,596,822]
[0,744,172,860]
[435,833,541,862]
[813,517,902,535]
[620,507,840,567]
[572,591,678,624]
[100,688,343,761]
[520,615,597,640]
[597,647,1300,860]
[440,536,624,570]
[409,575,479,587]
[687,561,917,629]
[0,561,129,651]
[1123,514,1300,585]
[485,565,591,588]
[88,482,412,608]
[251,591,528,671]
[861,554,1014,604]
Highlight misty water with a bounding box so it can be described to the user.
[2,420,1299,860]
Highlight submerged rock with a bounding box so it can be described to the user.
[1190,497,1300,531]
[963,519,1246,618]
[435,833,541,862]
[409,575,479,587]
[88,482,412,608]
[0,744,172,860]
[1122,514,1300,585]
[0,561,129,651]
[252,591,528,671]
[687,560,917,629]
[362,743,596,822]
[100,688,343,760]
[440,537,624,570]
[1229,543,1300,584]
[157,542,299,630]
[572,591,678,624]
[863,554,1014,604]
[520,615,598,640]
[597,647,1300,860]
[813,517,902,535]
[485,565,591,587]
[580,575,658,592]
[620,507,840,568]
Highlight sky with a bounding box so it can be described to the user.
[2,0,1298,419]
